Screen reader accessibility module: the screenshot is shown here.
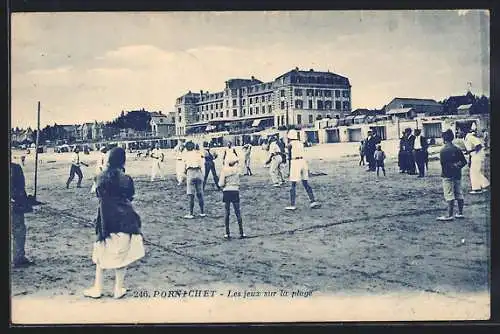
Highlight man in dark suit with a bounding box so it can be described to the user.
[412,128,429,177]
[365,130,380,172]
[11,161,34,267]
[405,128,416,175]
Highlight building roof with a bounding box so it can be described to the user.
[226,78,263,89]
[275,68,350,85]
[386,107,413,115]
[389,97,441,106]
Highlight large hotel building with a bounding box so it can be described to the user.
[174,68,352,136]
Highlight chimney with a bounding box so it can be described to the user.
[251,76,255,80]
[200,90,203,95]
[309,68,314,72]
[295,67,299,71]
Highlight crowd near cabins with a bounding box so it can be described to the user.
[11,67,489,154]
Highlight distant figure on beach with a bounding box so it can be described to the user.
[242,143,253,176]
[174,141,186,186]
[285,129,321,211]
[182,141,206,219]
[222,141,239,167]
[359,140,366,166]
[374,144,386,177]
[364,130,379,172]
[66,147,88,189]
[266,136,285,187]
[412,129,428,178]
[218,155,246,240]
[398,131,407,173]
[203,145,222,191]
[150,144,165,182]
[84,147,145,299]
[436,129,467,221]
[405,128,417,175]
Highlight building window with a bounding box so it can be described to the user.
[317,100,324,110]
[233,109,237,117]
[309,114,314,124]
[306,89,314,96]
[315,89,323,97]
[280,101,285,110]
[308,100,313,109]
[177,108,181,113]
[232,99,237,106]
[268,105,272,113]
[250,107,253,115]
[226,110,229,117]
[280,89,285,97]
[343,101,350,110]
[297,114,302,125]
[267,95,271,102]
[256,106,259,114]
[210,114,213,120]
[335,101,341,110]
[295,100,303,109]
[294,89,303,96]
[335,90,340,98]
[255,86,259,92]
[210,104,214,110]
[342,90,350,98]
[281,115,285,125]
[261,96,265,103]
[242,108,246,116]
[242,99,246,105]
[250,97,253,104]
[324,90,332,97]
[178,116,182,122]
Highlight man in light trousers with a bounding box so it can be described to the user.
[464,124,489,194]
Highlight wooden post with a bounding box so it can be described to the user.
[34,101,40,199]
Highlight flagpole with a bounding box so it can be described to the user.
[34,101,40,199]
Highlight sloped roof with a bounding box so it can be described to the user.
[389,97,440,106]
[275,68,350,85]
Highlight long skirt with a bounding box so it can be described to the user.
[92,233,145,269]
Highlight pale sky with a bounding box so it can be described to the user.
[10,10,490,129]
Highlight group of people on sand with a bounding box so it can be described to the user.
[398,128,430,178]
[359,129,386,176]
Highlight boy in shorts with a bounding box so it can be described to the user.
[218,156,246,240]
[182,141,206,219]
[437,129,468,221]
[285,129,321,211]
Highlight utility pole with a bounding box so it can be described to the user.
[34,101,40,200]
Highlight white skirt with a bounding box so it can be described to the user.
[92,233,145,269]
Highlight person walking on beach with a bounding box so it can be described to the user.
[182,141,206,219]
[436,129,468,221]
[11,160,34,267]
[374,144,386,177]
[203,145,222,191]
[84,147,145,299]
[174,141,186,186]
[218,156,246,240]
[242,143,253,176]
[285,129,321,211]
[150,144,165,182]
[463,123,489,194]
[398,131,408,173]
[66,147,88,189]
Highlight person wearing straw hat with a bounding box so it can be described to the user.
[218,155,246,240]
[84,147,145,299]
[464,122,489,194]
[182,141,206,219]
[285,129,321,211]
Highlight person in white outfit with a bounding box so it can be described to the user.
[464,123,489,194]
[285,129,321,211]
[174,141,186,186]
[150,144,165,182]
[91,147,108,194]
[266,136,285,187]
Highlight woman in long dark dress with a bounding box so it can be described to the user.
[84,147,145,299]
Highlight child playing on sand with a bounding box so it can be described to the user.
[218,156,246,240]
[374,144,386,176]
[84,147,145,299]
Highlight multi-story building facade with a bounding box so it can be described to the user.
[174,68,352,136]
[150,111,176,137]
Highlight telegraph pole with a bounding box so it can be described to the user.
[34,101,40,199]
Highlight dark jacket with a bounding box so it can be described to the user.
[440,143,467,180]
[10,162,32,214]
[95,168,142,241]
